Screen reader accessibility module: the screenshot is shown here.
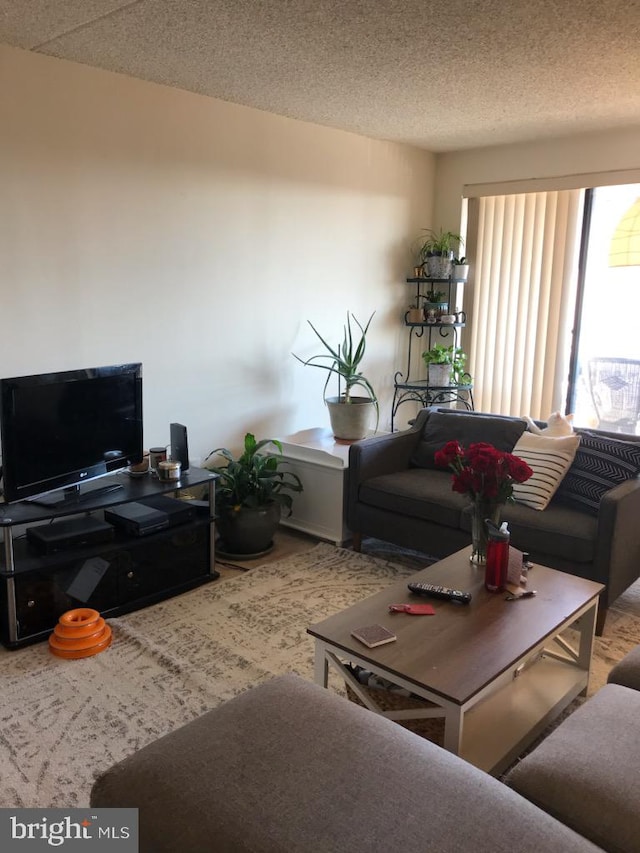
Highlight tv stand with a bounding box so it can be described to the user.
[26,482,125,508]
[0,467,218,649]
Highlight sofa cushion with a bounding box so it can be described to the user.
[511,432,580,510]
[411,411,527,469]
[607,644,640,692]
[555,431,640,515]
[459,500,597,563]
[92,673,600,853]
[359,468,467,528]
[505,683,640,853]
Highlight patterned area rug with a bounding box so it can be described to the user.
[1,540,638,808]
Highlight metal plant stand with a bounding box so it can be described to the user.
[392,275,474,430]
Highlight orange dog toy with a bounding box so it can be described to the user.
[49,608,112,659]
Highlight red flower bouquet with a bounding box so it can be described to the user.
[434,441,533,562]
[434,441,533,504]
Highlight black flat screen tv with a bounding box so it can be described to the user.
[0,363,143,505]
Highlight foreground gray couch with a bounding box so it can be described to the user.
[347,407,640,633]
[91,665,640,852]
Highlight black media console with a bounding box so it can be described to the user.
[0,467,218,649]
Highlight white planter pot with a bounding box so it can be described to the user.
[428,363,451,387]
[454,264,469,281]
[325,396,376,441]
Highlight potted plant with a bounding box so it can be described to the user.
[205,433,303,557]
[424,288,449,319]
[418,228,464,278]
[293,312,378,441]
[422,344,469,387]
[425,289,447,303]
[407,304,424,324]
[453,256,470,281]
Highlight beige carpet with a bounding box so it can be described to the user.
[1,541,638,808]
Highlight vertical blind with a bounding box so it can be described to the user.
[466,190,584,420]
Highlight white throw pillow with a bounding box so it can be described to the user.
[511,432,581,510]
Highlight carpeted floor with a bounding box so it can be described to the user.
[1,540,638,809]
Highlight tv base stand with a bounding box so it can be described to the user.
[0,468,218,649]
[26,482,126,508]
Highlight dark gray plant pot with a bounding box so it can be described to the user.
[326,396,375,440]
[216,503,281,555]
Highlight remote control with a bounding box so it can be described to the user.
[407,582,472,604]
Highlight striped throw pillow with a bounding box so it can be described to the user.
[511,432,581,510]
[555,432,640,515]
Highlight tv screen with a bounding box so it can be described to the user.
[0,363,143,504]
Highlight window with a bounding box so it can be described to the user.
[466,190,583,419]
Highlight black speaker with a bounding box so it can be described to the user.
[170,422,189,471]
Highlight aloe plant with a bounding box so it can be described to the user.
[293,312,378,411]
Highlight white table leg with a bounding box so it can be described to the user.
[577,600,598,695]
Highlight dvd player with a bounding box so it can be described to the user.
[27,516,115,554]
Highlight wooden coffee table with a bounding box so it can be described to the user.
[308,548,603,776]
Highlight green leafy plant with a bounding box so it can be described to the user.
[292,312,378,411]
[205,433,303,517]
[422,343,456,365]
[450,348,470,385]
[453,256,467,265]
[418,228,464,261]
[425,289,447,303]
[422,344,469,384]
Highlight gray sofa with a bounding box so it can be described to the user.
[347,407,640,633]
[91,662,640,852]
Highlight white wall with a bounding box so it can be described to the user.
[0,45,435,462]
[434,126,640,233]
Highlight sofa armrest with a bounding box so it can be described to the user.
[594,476,640,605]
[349,428,421,479]
[345,425,425,539]
[348,406,431,478]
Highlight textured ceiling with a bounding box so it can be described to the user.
[2,0,640,152]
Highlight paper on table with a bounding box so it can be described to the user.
[507,546,526,586]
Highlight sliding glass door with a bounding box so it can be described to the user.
[568,184,640,433]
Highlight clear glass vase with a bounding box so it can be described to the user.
[470,499,502,564]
